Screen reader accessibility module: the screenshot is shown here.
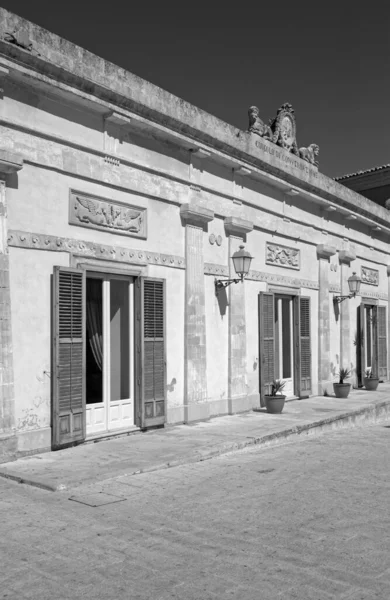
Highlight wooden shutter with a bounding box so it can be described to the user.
[378,306,387,380]
[357,303,365,387]
[52,267,85,449]
[136,277,166,428]
[259,292,275,406]
[299,296,312,396]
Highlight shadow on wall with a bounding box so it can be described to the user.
[167,378,177,393]
[216,285,229,317]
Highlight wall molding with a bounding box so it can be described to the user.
[2,119,390,262]
[205,262,319,290]
[7,230,185,270]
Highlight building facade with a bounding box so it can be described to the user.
[0,9,389,460]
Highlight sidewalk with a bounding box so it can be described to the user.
[1,385,390,492]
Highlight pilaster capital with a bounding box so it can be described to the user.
[316,244,336,260]
[224,216,254,238]
[0,149,23,176]
[339,249,356,264]
[180,203,214,228]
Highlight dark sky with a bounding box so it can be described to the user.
[2,1,390,177]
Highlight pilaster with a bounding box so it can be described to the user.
[316,244,336,391]
[339,250,356,375]
[224,217,254,414]
[0,150,23,461]
[180,203,214,423]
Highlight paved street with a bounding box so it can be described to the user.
[2,423,390,600]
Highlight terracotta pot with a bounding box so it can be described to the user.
[265,394,286,414]
[333,383,351,398]
[364,377,379,391]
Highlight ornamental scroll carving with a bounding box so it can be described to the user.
[266,243,300,270]
[361,266,379,286]
[69,190,147,239]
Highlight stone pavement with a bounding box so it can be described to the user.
[1,423,390,599]
[1,384,390,492]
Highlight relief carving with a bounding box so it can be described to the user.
[247,102,320,167]
[266,243,300,270]
[269,103,299,155]
[69,190,146,239]
[361,266,379,286]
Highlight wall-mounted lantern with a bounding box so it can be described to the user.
[215,245,253,293]
[333,272,361,304]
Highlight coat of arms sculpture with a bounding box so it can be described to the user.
[247,102,320,167]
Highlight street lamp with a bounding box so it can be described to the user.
[333,272,361,304]
[215,245,253,294]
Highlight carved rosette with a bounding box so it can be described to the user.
[266,242,300,270]
[69,190,147,239]
[361,266,379,286]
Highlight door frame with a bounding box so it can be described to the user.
[358,298,379,385]
[261,286,305,401]
[274,293,296,398]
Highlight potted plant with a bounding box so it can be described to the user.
[363,368,379,391]
[333,368,352,398]
[265,379,286,414]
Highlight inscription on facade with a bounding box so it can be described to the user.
[266,243,300,270]
[69,190,147,239]
[361,266,379,286]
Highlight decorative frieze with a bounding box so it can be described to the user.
[266,242,300,270]
[359,290,387,300]
[361,266,379,286]
[204,262,318,290]
[69,190,147,239]
[7,230,185,269]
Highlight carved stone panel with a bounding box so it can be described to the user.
[361,266,379,286]
[266,242,300,270]
[69,190,147,239]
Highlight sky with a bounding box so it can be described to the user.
[2,1,389,178]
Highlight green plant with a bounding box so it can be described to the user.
[270,379,286,395]
[338,368,351,384]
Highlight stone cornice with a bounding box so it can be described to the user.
[1,8,390,232]
[0,149,23,175]
[180,203,214,228]
[224,217,254,238]
[317,244,337,260]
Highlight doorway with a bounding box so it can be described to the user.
[85,273,135,435]
[274,295,295,398]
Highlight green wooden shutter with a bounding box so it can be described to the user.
[377,306,387,380]
[259,292,275,407]
[52,267,86,449]
[299,296,312,396]
[137,278,166,428]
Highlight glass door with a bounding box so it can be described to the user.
[275,295,294,398]
[86,274,134,435]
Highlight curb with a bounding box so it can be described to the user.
[1,399,390,492]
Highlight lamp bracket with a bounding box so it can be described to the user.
[333,293,356,304]
[215,276,243,294]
